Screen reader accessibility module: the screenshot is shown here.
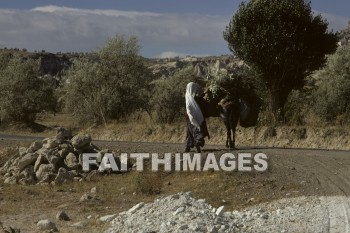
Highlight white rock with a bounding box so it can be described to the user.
[70,221,86,228]
[99,214,117,223]
[37,219,58,232]
[128,202,144,214]
[216,206,225,216]
[91,187,97,194]
[173,206,185,216]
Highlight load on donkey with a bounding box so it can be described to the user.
[197,66,263,149]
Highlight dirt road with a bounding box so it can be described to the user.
[0,135,350,232]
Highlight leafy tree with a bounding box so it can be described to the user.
[64,35,154,125]
[313,44,350,122]
[0,55,56,123]
[224,0,338,121]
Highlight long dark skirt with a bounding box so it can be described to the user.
[185,117,209,152]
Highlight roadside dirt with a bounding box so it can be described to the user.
[0,138,349,232]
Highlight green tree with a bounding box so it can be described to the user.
[224,0,337,121]
[64,35,154,125]
[0,56,56,123]
[313,44,350,122]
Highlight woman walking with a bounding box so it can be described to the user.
[185,82,209,152]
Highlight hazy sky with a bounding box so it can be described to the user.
[0,1,349,57]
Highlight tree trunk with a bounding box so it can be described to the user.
[270,86,290,124]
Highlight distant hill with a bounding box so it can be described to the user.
[146,55,243,78]
[0,48,242,80]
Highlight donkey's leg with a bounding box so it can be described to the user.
[225,123,231,148]
[229,106,240,149]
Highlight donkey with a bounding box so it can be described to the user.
[196,86,240,149]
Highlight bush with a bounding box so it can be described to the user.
[64,35,154,125]
[150,68,201,123]
[312,44,350,123]
[0,55,56,124]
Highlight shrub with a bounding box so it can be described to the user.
[0,55,56,124]
[312,44,350,123]
[64,35,154,125]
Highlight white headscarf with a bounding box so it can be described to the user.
[186,82,204,129]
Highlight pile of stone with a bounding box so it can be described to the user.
[0,128,122,185]
[104,192,335,233]
[104,192,237,233]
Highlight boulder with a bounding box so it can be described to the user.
[71,134,92,149]
[18,153,39,171]
[36,164,56,180]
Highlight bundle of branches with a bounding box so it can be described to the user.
[205,64,264,127]
[206,64,262,100]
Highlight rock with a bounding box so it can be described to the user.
[58,146,72,159]
[173,206,185,216]
[53,168,74,185]
[34,154,47,172]
[18,165,36,185]
[27,141,43,153]
[4,176,17,185]
[71,134,92,149]
[90,187,97,194]
[37,219,58,232]
[85,170,98,181]
[56,210,70,221]
[65,153,79,170]
[80,193,94,202]
[36,164,56,180]
[56,127,72,140]
[128,202,144,214]
[37,173,55,184]
[216,206,225,216]
[18,153,39,171]
[207,226,218,233]
[45,150,61,166]
[99,214,117,223]
[18,147,27,157]
[70,221,86,228]
[43,139,59,149]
